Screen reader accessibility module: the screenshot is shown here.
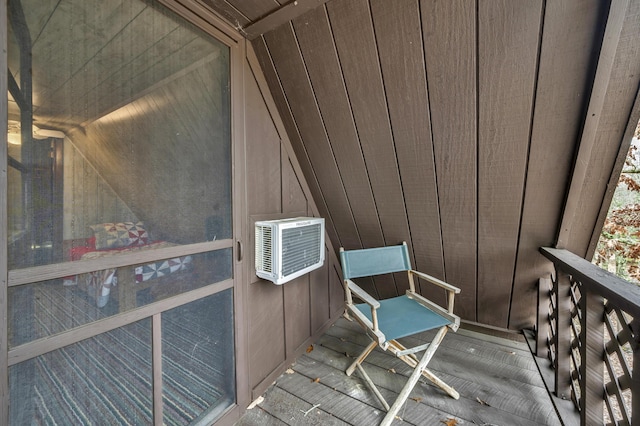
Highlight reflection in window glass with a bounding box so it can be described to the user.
[162,291,236,424]
[8,249,232,347]
[7,143,24,243]
[7,0,231,269]
[6,1,237,421]
[10,319,153,425]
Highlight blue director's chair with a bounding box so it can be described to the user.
[340,242,461,426]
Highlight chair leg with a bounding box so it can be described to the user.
[355,363,390,411]
[419,368,459,399]
[388,334,459,399]
[346,340,377,376]
[346,340,391,411]
[380,327,449,426]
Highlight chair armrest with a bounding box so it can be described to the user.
[345,279,380,309]
[409,270,461,294]
[408,270,460,318]
[407,291,460,331]
[344,279,386,344]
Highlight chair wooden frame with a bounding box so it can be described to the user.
[340,242,461,426]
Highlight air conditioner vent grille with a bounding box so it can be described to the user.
[255,225,272,273]
[282,224,322,276]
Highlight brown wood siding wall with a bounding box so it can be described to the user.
[421,0,478,321]
[243,44,344,399]
[371,1,444,305]
[249,0,621,330]
[477,0,542,326]
[509,1,609,329]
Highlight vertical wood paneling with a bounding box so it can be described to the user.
[291,6,383,250]
[251,37,341,248]
[327,0,412,298]
[280,145,311,361]
[284,277,311,357]
[247,279,286,389]
[291,5,385,298]
[244,44,344,398]
[282,146,330,333]
[329,264,344,318]
[262,24,361,249]
[246,61,282,215]
[244,67,287,391]
[421,0,477,320]
[477,0,542,327]
[370,0,445,303]
[198,0,635,331]
[310,248,330,332]
[281,155,308,214]
[510,0,606,329]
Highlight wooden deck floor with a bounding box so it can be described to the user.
[236,317,563,426]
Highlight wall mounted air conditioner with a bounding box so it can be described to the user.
[255,217,325,285]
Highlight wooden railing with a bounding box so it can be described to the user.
[538,247,640,425]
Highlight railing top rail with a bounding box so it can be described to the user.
[540,247,640,316]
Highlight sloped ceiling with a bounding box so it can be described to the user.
[8,0,231,243]
[7,0,220,132]
[196,0,640,329]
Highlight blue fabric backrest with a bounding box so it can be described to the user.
[340,244,412,280]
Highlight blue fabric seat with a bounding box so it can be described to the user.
[355,295,451,341]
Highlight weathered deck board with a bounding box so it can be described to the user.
[237,318,563,425]
[241,385,349,426]
[235,405,285,426]
[319,329,557,425]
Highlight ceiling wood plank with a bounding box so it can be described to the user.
[510,0,607,329]
[242,0,330,40]
[370,0,446,305]
[200,0,251,28]
[227,0,281,22]
[476,0,543,328]
[157,0,243,45]
[27,0,144,107]
[421,0,478,321]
